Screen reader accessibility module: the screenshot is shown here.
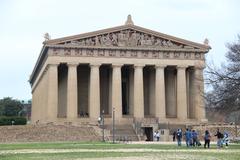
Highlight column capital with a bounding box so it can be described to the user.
[155,64,167,69]
[48,63,59,67]
[177,65,188,69]
[90,62,101,67]
[134,64,145,68]
[67,62,79,67]
[112,63,123,67]
[194,64,205,70]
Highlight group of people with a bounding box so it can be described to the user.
[173,128,201,147]
[173,128,229,149]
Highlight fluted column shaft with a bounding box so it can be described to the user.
[89,64,100,119]
[194,66,206,121]
[112,64,122,119]
[134,64,144,118]
[177,65,188,119]
[47,64,58,121]
[67,63,78,119]
[155,65,166,119]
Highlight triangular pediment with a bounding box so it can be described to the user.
[45,25,210,51]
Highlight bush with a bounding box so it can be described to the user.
[0,116,27,125]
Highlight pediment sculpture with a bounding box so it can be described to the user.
[62,29,191,49]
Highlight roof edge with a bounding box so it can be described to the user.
[44,24,211,50]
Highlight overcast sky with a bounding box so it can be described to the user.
[0,0,239,100]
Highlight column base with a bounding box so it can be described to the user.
[200,118,208,123]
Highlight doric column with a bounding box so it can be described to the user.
[177,65,188,120]
[47,63,58,121]
[111,63,122,119]
[194,65,207,121]
[134,64,145,118]
[155,64,166,119]
[89,63,101,120]
[67,63,78,119]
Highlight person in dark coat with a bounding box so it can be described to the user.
[173,131,176,142]
[176,129,182,146]
[214,128,223,148]
[204,130,211,148]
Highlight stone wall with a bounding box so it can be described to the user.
[0,124,101,143]
[190,123,240,141]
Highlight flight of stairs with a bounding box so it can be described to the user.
[105,124,139,141]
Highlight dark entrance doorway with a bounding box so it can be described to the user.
[143,127,153,141]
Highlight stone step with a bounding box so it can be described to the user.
[105,124,139,141]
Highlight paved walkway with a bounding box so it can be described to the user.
[0,148,238,154]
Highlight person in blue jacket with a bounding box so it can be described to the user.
[185,128,192,147]
[192,130,199,147]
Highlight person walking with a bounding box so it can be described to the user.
[204,130,211,148]
[176,129,182,146]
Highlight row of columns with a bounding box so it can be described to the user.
[47,63,205,121]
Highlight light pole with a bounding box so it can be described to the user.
[98,110,105,142]
[102,110,105,142]
[112,107,115,144]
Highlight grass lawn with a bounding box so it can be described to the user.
[0,142,239,160]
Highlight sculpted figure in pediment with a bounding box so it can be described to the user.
[86,38,94,46]
[100,34,112,46]
[118,31,126,47]
[79,40,86,46]
[111,33,118,46]
[95,36,100,46]
[167,40,173,47]
[162,40,168,48]
[155,39,162,47]
[128,31,139,46]
[140,34,153,47]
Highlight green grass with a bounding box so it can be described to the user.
[0,141,240,150]
[0,152,143,160]
[0,142,240,160]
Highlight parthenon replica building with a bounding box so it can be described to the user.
[30,15,210,132]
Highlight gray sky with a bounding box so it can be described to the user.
[0,0,239,100]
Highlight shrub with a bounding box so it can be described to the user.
[0,116,27,125]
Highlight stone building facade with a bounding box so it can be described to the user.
[30,16,210,131]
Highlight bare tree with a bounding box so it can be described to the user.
[205,35,240,123]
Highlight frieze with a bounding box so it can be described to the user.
[120,50,126,57]
[184,52,191,59]
[64,49,71,56]
[152,51,158,58]
[195,53,201,59]
[48,48,204,60]
[61,29,193,49]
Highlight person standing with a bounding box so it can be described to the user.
[204,130,211,148]
[176,129,182,146]
[214,128,223,149]
[185,128,192,147]
[156,131,160,141]
[153,131,157,141]
[223,131,229,148]
[192,130,199,147]
[173,131,176,142]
